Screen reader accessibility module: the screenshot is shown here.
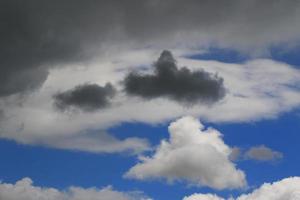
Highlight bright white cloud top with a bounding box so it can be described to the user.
[183,177,300,200]
[1,1,300,200]
[125,116,246,190]
[0,49,300,153]
[2,176,300,200]
[0,178,152,200]
[184,194,225,200]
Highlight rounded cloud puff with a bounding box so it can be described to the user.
[125,116,246,190]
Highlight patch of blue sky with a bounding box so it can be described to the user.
[1,47,300,200]
[270,45,300,67]
[186,46,300,68]
[187,48,249,64]
[1,109,299,199]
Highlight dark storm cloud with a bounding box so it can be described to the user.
[53,83,116,112]
[0,110,4,120]
[0,0,82,97]
[0,0,122,97]
[124,50,225,104]
[1,0,300,97]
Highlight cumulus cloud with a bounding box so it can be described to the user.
[236,177,300,200]
[124,50,225,104]
[0,177,152,200]
[125,116,246,190]
[244,145,283,162]
[183,177,300,200]
[54,83,116,112]
[1,0,300,97]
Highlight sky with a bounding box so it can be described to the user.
[0,1,300,200]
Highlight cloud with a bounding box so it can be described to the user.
[236,177,300,200]
[0,67,49,98]
[183,194,225,200]
[124,50,225,104]
[53,83,116,112]
[229,147,242,161]
[1,0,300,97]
[244,145,283,162]
[1,50,300,153]
[0,0,84,97]
[229,145,283,162]
[0,177,152,200]
[183,177,300,200]
[41,131,151,154]
[125,116,246,190]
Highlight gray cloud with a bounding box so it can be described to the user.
[124,50,225,104]
[244,145,283,162]
[229,147,241,161]
[1,0,300,98]
[0,0,84,97]
[54,83,116,112]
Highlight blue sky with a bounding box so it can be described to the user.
[1,106,300,199]
[1,1,300,200]
[1,48,300,200]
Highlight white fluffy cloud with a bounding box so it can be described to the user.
[125,116,246,190]
[0,49,300,153]
[183,194,225,200]
[237,177,300,200]
[183,177,300,200]
[0,178,151,200]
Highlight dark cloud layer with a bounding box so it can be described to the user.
[0,0,119,97]
[124,50,225,104]
[54,83,116,112]
[0,1,81,97]
[1,0,300,97]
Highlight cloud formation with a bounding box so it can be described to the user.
[42,131,150,154]
[0,177,152,200]
[1,50,300,153]
[54,83,116,112]
[183,194,224,200]
[125,116,246,190]
[124,50,225,104]
[244,145,283,162]
[1,0,300,97]
[0,0,84,97]
[183,177,300,200]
